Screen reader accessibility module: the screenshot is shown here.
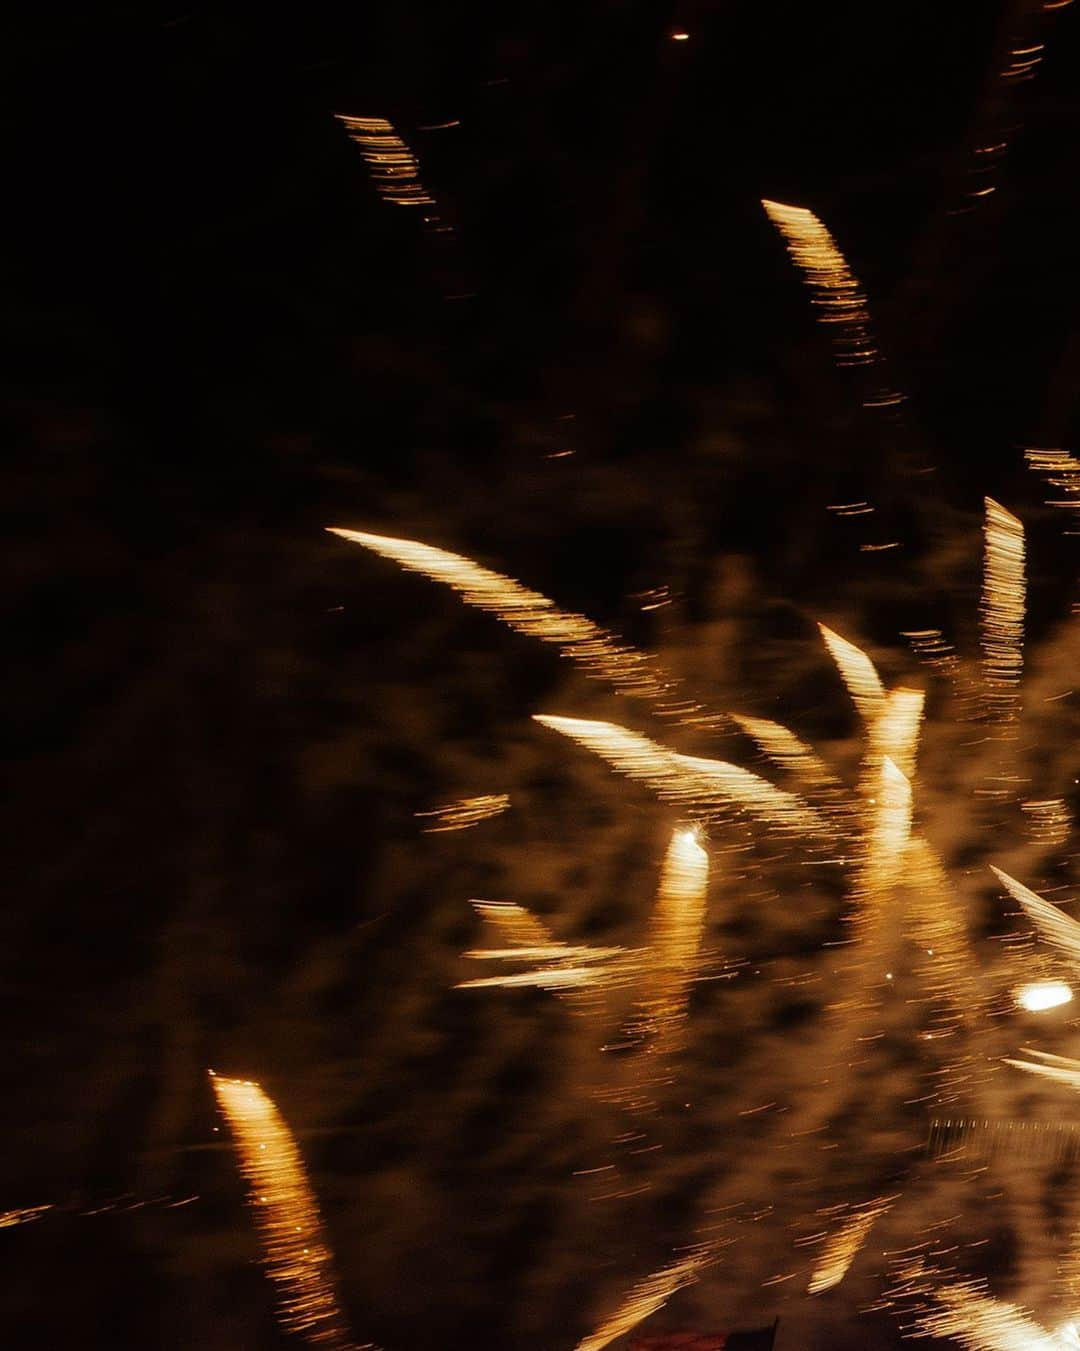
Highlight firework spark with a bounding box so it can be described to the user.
[1025,449,1080,529]
[980,498,1026,730]
[416,793,510,832]
[634,829,709,1043]
[818,624,887,724]
[992,867,1080,972]
[729,713,842,791]
[900,1259,1066,1350]
[807,1194,895,1294]
[575,1245,714,1351]
[0,1204,51,1229]
[1004,1049,1080,1093]
[209,1073,358,1349]
[334,115,434,207]
[327,528,718,727]
[761,199,901,406]
[533,715,830,838]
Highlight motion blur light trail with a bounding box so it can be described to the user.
[574,1244,715,1351]
[993,868,1080,974]
[807,1194,895,1295]
[209,1073,359,1350]
[980,499,1026,735]
[334,115,434,207]
[415,793,510,832]
[327,528,720,728]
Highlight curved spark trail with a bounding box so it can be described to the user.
[574,1245,714,1351]
[327,528,718,728]
[209,1073,359,1350]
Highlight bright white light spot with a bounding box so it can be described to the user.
[1016,980,1073,1012]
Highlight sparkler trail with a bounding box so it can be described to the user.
[807,1194,895,1294]
[209,1073,359,1350]
[761,199,901,407]
[854,757,912,950]
[868,686,925,780]
[574,1245,714,1351]
[980,498,1026,731]
[327,528,720,728]
[0,1204,51,1229]
[334,116,434,207]
[532,715,830,838]
[729,713,842,791]
[899,1259,1066,1351]
[992,867,1080,971]
[415,793,510,832]
[1021,799,1072,848]
[1004,1049,1080,1093]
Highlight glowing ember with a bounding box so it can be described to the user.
[1015,981,1073,1012]
[209,1073,356,1349]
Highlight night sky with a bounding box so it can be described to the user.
[4,3,1080,1349]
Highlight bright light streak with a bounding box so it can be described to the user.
[729,713,841,790]
[904,1262,1065,1350]
[808,1195,894,1294]
[209,1073,356,1349]
[0,1204,51,1229]
[334,115,434,206]
[575,1245,713,1351]
[533,715,830,837]
[869,686,924,780]
[992,867,1080,972]
[818,624,887,724]
[1016,981,1073,1012]
[416,793,510,832]
[327,528,718,727]
[981,498,1026,727]
[856,757,912,941]
[1004,1048,1080,1092]
[636,829,709,1042]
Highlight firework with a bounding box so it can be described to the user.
[634,829,709,1044]
[729,713,842,791]
[807,1195,895,1295]
[761,199,901,406]
[1025,449,1080,530]
[1004,1049,1080,1093]
[209,1073,357,1349]
[575,1245,714,1351]
[900,1259,1064,1351]
[334,115,434,207]
[533,715,830,838]
[327,528,718,728]
[980,499,1026,730]
[0,1204,51,1229]
[991,868,1080,972]
[818,624,887,724]
[416,793,510,832]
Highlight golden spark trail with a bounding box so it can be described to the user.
[992,867,1080,972]
[980,498,1026,729]
[901,1261,1064,1351]
[761,199,901,406]
[1004,1049,1080,1093]
[1021,799,1072,848]
[807,1194,895,1294]
[729,713,842,791]
[416,793,510,832]
[327,528,718,727]
[1025,449,1080,528]
[636,829,709,1042]
[855,757,913,947]
[334,115,434,207]
[575,1245,713,1351]
[819,624,887,724]
[470,899,554,950]
[0,1204,51,1229]
[209,1073,357,1350]
[533,715,830,837]
[869,686,925,780]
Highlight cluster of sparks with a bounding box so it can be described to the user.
[1026,450,1080,535]
[334,116,434,208]
[415,792,510,832]
[761,199,901,408]
[209,1073,358,1349]
[328,464,1076,1347]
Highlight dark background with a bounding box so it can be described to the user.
[3,2,1079,1348]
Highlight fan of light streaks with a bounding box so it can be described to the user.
[807,1194,895,1294]
[818,624,887,724]
[416,793,510,832]
[209,1073,358,1350]
[729,713,841,791]
[901,1262,1065,1351]
[992,867,1080,971]
[635,829,709,1042]
[980,499,1026,728]
[334,115,434,206]
[574,1245,714,1351]
[761,199,901,407]
[327,528,718,728]
[1004,1049,1080,1093]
